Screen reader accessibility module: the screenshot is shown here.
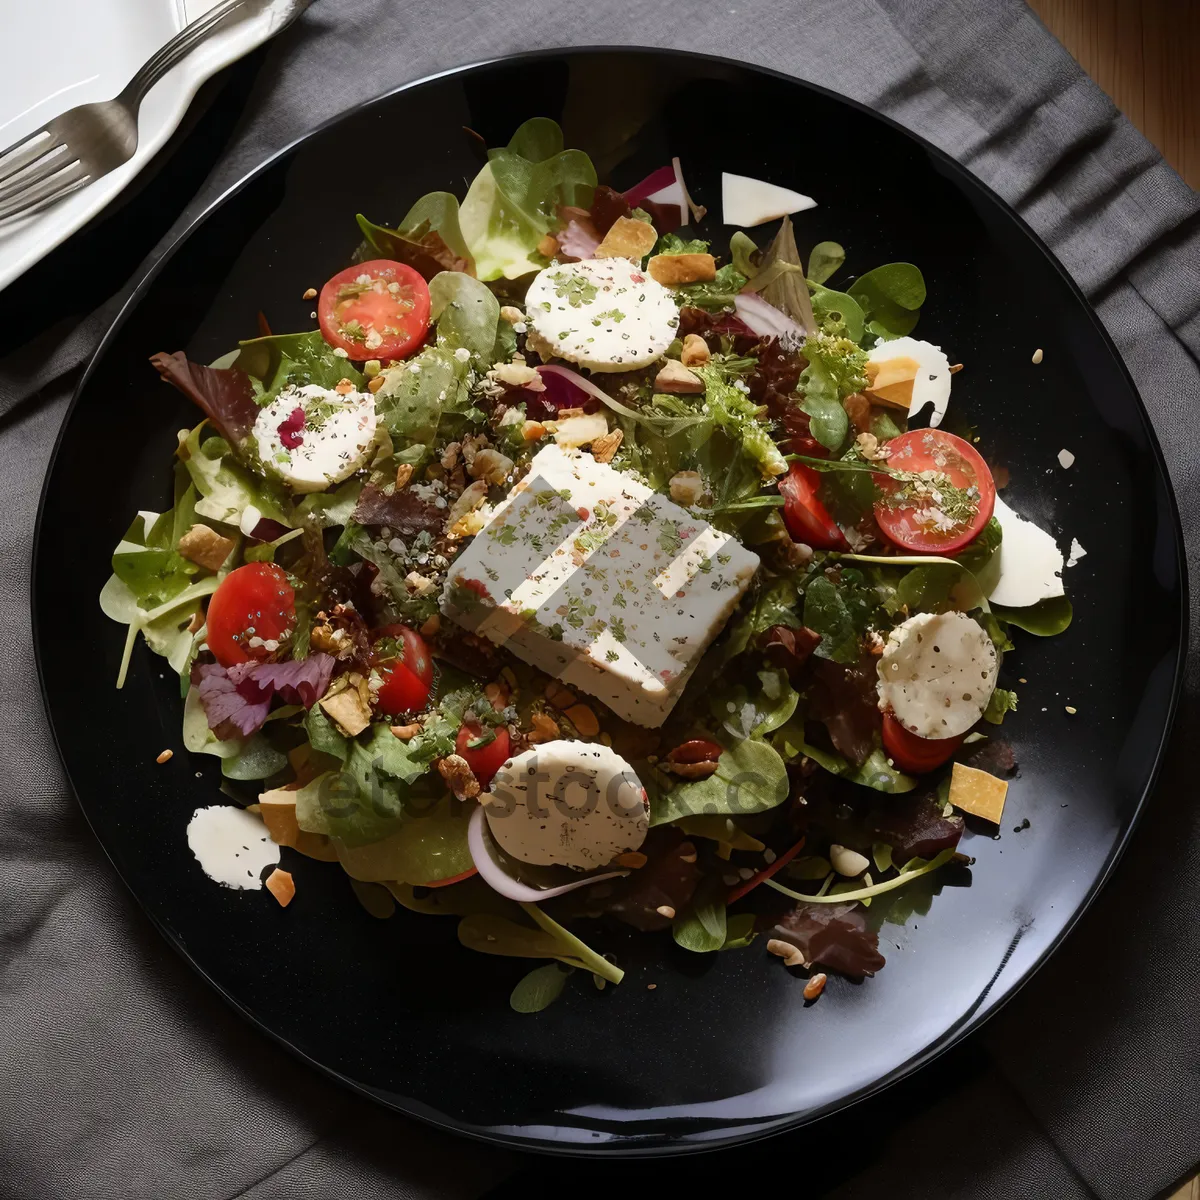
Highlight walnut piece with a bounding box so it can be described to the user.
[176,524,234,572]
[655,359,705,394]
[590,429,624,463]
[437,754,481,800]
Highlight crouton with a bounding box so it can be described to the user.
[647,253,717,286]
[177,524,235,572]
[594,217,658,261]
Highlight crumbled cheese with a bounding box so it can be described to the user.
[1066,537,1087,568]
[1057,448,1075,469]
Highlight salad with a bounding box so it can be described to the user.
[101,118,1075,1013]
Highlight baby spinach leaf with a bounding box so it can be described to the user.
[374,345,466,445]
[808,283,865,342]
[720,912,758,950]
[355,211,473,280]
[803,576,859,663]
[848,263,925,341]
[672,888,727,953]
[429,271,501,362]
[724,576,802,661]
[992,596,1074,636]
[983,687,1019,725]
[807,241,845,285]
[799,391,849,451]
[400,191,475,262]
[652,739,790,825]
[234,330,364,397]
[510,964,571,1013]
[711,668,800,741]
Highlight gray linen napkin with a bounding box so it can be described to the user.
[1,2,1196,1197]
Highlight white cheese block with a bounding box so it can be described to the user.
[440,444,759,727]
[867,336,952,428]
[988,496,1065,607]
[524,258,679,373]
[877,611,998,740]
[186,806,279,890]
[485,741,648,870]
[252,383,376,493]
[721,172,816,227]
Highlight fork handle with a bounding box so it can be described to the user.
[120,0,249,106]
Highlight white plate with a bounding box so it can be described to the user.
[0,0,304,293]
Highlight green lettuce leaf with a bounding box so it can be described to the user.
[233,330,364,399]
[984,687,1019,725]
[180,424,293,527]
[429,271,501,363]
[374,345,467,447]
[674,264,747,312]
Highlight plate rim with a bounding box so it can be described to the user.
[31,44,1190,1158]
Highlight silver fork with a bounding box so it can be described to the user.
[0,0,248,223]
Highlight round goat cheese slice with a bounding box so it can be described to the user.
[253,382,377,493]
[877,611,999,740]
[484,740,649,870]
[524,258,679,373]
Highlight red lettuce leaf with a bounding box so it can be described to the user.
[807,657,882,767]
[799,787,964,864]
[150,352,259,444]
[356,215,473,279]
[773,902,886,977]
[760,624,821,680]
[353,483,445,538]
[194,653,336,739]
[589,184,681,238]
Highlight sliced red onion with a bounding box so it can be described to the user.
[557,218,600,261]
[536,363,647,424]
[622,164,677,207]
[672,156,707,224]
[467,804,628,901]
[734,293,805,341]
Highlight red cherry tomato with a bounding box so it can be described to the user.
[881,714,964,775]
[317,259,431,362]
[778,462,849,550]
[371,624,434,716]
[455,722,511,787]
[874,429,996,555]
[205,563,296,668]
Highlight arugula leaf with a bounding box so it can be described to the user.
[429,271,501,362]
[672,887,727,953]
[848,263,926,341]
[992,596,1074,636]
[510,964,571,1013]
[652,739,790,825]
[983,687,1019,725]
[807,241,845,285]
[803,576,859,663]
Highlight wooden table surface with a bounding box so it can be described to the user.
[1028,0,1199,188]
[1019,4,1197,1196]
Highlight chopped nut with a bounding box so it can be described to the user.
[555,412,609,448]
[528,711,560,743]
[440,441,461,470]
[536,232,559,258]
[177,524,235,572]
[368,374,386,394]
[492,360,544,389]
[187,610,205,634]
[404,571,436,596]
[500,305,524,324]
[646,983,657,991]
[829,844,870,877]
[616,851,648,869]
[680,333,711,367]
[803,972,828,1001]
[302,286,318,300]
[437,754,481,800]
[420,614,441,638]
[155,749,174,765]
[446,480,489,535]
[661,760,719,780]
[334,377,354,395]
[949,362,964,374]
[678,842,698,864]
[655,904,676,919]
[590,428,624,463]
[522,420,547,442]
[544,680,577,709]
[469,447,515,484]
[390,723,422,740]
[655,359,705,394]
[767,938,807,968]
[647,253,717,286]
[1032,348,1044,364]
[564,703,600,736]
[265,868,296,907]
[556,407,587,420]
[394,463,414,489]
[843,392,871,432]
[669,470,705,505]
[594,216,658,261]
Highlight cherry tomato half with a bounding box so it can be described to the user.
[881,714,964,775]
[874,429,996,555]
[455,722,511,788]
[778,462,849,551]
[371,624,434,716]
[317,259,431,362]
[205,563,296,668]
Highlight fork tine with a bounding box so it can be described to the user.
[0,143,73,204]
[0,129,59,188]
[0,159,89,223]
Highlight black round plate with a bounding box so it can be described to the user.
[33,48,1185,1155]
